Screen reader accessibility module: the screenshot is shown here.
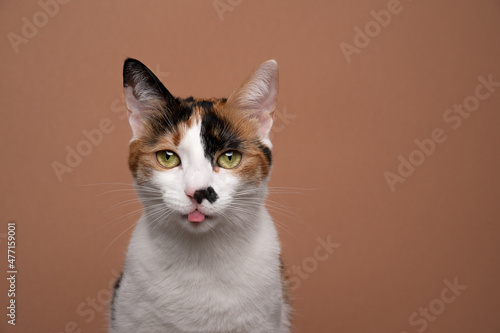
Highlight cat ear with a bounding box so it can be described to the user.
[123,58,175,139]
[226,60,278,147]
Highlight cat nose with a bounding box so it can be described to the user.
[185,187,196,199]
[192,187,218,204]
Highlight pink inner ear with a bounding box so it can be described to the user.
[255,111,273,140]
[226,60,279,143]
[260,83,278,114]
[255,115,274,149]
[128,112,145,139]
[124,86,149,139]
[242,84,277,142]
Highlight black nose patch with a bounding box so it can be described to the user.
[193,186,218,204]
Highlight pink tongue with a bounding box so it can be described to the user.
[188,210,205,222]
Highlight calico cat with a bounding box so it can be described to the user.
[110,58,291,333]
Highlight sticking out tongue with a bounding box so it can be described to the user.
[188,210,205,222]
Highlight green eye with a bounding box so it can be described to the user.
[217,150,242,169]
[156,150,181,169]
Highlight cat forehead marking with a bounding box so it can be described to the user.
[170,98,243,164]
[177,119,213,173]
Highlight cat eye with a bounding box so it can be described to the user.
[217,150,242,169]
[156,150,181,169]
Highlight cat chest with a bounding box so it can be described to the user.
[128,266,282,330]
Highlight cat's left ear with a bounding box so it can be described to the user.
[226,60,278,147]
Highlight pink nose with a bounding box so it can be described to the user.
[185,187,196,198]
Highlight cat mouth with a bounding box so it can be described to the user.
[187,209,207,223]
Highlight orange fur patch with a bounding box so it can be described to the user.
[129,97,272,185]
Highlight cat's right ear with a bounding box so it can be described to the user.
[225,60,278,148]
[123,58,174,140]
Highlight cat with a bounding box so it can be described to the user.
[109,58,291,333]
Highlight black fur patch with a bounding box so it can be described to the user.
[200,110,242,163]
[182,96,216,110]
[145,98,219,146]
[193,186,218,204]
[110,272,123,323]
[145,99,194,145]
[258,144,272,165]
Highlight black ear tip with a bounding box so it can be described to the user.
[121,58,174,100]
[123,58,144,73]
[124,57,141,67]
[123,58,146,87]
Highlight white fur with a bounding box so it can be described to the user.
[111,123,290,332]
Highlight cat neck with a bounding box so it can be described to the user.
[134,204,275,267]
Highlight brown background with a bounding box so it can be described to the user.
[1,0,500,332]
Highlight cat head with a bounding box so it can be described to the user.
[123,58,278,233]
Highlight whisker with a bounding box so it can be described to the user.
[100,221,137,257]
[87,202,166,236]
